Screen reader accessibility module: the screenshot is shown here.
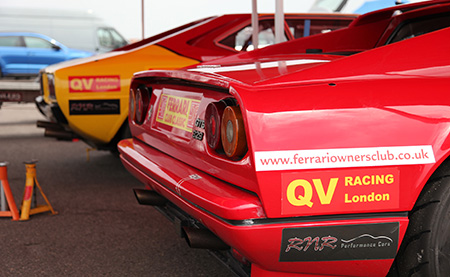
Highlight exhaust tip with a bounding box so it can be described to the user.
[36,120,64,130]
[182,226,230,250]
[133,188,167,206]
[44,129,75,140]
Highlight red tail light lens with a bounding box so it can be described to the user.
[221,106,247,158]
[129,88,136,122]
[205,101,226,150]
[135,86,150,125]
[46,73,56,100]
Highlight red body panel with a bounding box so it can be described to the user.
[119,1,450,276]
[120,139,409,276]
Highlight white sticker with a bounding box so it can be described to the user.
[255,145,435,171]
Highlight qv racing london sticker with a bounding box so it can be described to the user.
[279,222,399,262]
[281,167,399,215]
[69,76,120,93]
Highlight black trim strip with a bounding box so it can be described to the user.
[138,76,229,93]
[154,43,201,63]
[225,212,408,227]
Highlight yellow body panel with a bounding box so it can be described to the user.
[42,45,199,145]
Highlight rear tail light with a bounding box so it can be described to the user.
[129,88,136,122]
[221,106,247,158]
[205,100,247,159]
[46,73,56,101]
[205,101,226,150]
[132,85,151,125]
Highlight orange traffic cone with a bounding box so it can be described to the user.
[20,160,57,221]
[0,162,20,221]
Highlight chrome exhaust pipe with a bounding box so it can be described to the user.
[44,129,75,140]
[134,188,229,250]
[133,189,167,206]
[36,120,64,130]
[182,226,229,250]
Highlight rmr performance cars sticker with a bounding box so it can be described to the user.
[69,76,120,93]
[255,145,435,171]
[69,100,120,115]
[279,222,399,262]
[281,167,399,215]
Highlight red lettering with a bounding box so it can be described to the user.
[285,236,338,253]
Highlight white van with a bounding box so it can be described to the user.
[0,7,128,53]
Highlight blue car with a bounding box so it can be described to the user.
[0,32,93,77]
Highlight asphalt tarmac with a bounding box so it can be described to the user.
[0,103,234,276]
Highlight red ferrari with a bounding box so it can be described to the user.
[119,1,450,276]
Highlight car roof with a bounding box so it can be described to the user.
[0,32,52,38]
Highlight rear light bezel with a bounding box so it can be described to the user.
[129,88,136,122]
[205,101,226,150]
[221,105,247,158]
[131,85,152,125]
[46,73,56,101]
[205,99,248,159]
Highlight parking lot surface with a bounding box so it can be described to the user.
[0,103,233,276]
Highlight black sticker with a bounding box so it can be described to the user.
[195,118,205,129]
[192,130,204,141]
[69,100,120,115]
[279,222,399,262]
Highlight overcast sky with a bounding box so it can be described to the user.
[1,0,416,41]
[0,0,320,40]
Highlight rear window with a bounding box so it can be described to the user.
[286,18,353,38]
[24,36,54,49]
[97,28,128,49]
[0,36,21,47]
[218,17,353,51]
[219,19,284,51]
[388,12,450,44]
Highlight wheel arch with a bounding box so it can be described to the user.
[389,154,450,276]
[428,154,450,182]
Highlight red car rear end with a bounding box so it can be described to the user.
[119,1,450,276]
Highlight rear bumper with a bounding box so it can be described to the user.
[118,138,409,276]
